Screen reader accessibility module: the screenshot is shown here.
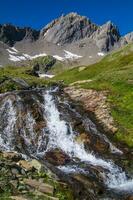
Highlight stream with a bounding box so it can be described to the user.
[0,87,133,199]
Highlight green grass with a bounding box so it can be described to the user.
[53,43,133,147]
[0,65,57,93]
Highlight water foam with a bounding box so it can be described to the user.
[43,90,133,192]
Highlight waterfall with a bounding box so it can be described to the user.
[0,98,16,151]
[44,89,133,192]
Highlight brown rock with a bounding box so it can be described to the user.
[2,152,22,162]
[45,149,70,166]
[17,160,34,171]
[126,196,133,200]
[24,178,54,195]
[64,86,117,134]
[75,133,91,144]
[11,196,28,200]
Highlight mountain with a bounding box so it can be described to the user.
[40,12,98,45]
[0,24,39,46]
[0,12,133,67]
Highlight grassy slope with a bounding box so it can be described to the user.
[0,66,50,92]
[53,43,133,147]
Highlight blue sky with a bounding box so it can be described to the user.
[0,0,132,35]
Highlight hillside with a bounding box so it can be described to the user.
[53,43,133,147]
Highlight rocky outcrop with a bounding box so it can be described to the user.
[0,24,39,46]
[120,32,133,46]
[32,55,56,75]
[64,86,118,134]
[90,21,120,51]
[40,12,98,45]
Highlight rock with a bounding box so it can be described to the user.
[11,196,28,200]
[90,21,120,51]
[75,133,91,144]
[120,32,133,46]
[17,160,35,171]
[10,180,18,188]
[11,168,20,176]
[45,149,70,166]
[23,178,54,195]
[126,196,133,200]
[64,86,117,134]
[32,191,59,200]
[2,152,22,162]
[29,159,42,171]
[32,55,56,74]
[0,24,39,46]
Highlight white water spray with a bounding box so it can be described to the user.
[0,99,16,151]
[44,90,133,192]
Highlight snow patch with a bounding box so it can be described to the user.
[30,53,47,59]
[39,74,55,78]
[11,47,18,52]
[53,55,65,61]
[44,29,50,37]
[23,53,47,60]
[7,49,17,54]
[64,50,82,60]
[97,52,105,56]
[9,54,26,62]
[9,53,48,62]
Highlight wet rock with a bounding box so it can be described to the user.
[45,149,70,166]
[75,133,91,144]
[94,138,109,152]
[73,174,104,197]
[23,178,54,195]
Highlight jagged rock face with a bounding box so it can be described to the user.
[0,24,40,46]
[120,32,133,45]
[90,21,120,51]
[40,12,98,45]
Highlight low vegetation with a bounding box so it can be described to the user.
[0,65,49,93]
[53,43,133,147]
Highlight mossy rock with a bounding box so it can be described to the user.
[32,55,56,75]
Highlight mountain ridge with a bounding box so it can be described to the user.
[0,12,133,66]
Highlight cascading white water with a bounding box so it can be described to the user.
[0,98,16,151]
[44,90,133,192]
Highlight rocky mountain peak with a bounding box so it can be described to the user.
[90,20,120,51]
[0,23,39,46]
[40,12,98,45]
